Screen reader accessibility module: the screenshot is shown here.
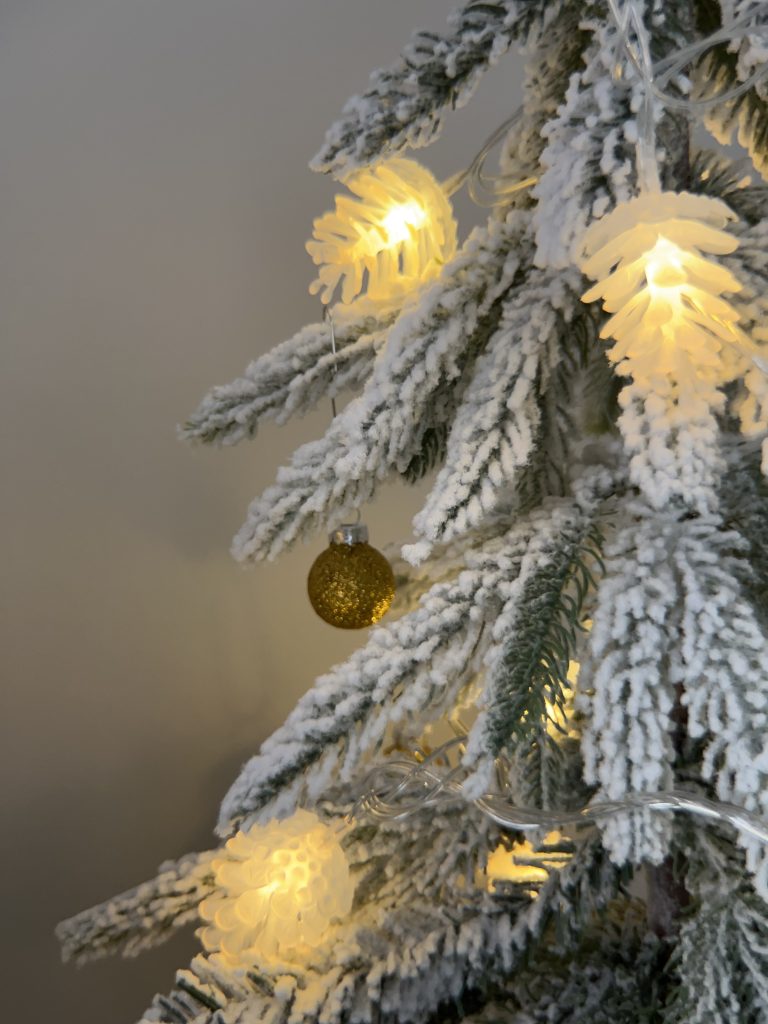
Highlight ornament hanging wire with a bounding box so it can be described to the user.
[323,303,338,420]
[320,303,363,530]
[355,735,768,848]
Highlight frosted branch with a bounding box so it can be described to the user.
[219,525,535,832]
[56,852,216,966]
[139,835,619,1024]
[671,518,768,896]
[182,316,386,447]
[411,268,584,555]
[463,467,613,801]
[232,213,527,562]
[665,888,768,1022]
[698,1,768,181]
[533,18,639,269]
[311,2,557,178]
[579,505,683,865]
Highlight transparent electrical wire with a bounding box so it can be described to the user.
[356,736,768,847]
[607,0,660,191]
[450,0,768,205]
[443,109,537,207]
[611,0,768,113]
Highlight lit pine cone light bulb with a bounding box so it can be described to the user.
[306,157,457,311]
[198,810,354,969]
[307,523,395,629]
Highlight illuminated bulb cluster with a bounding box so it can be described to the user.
[307,157,457,309]
[579,192,751,387]
[198,810,354,968]
[485,832,570,893]
[544,658,580,740]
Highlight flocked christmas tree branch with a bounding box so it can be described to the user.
[697,0,768,181]
[231,213,526,562]
[140,830,623,1024]
[407,267,588,557]
[182,316,388,447]
[219,463,616,833]
[310,1,558,178]
[56,851,216,966]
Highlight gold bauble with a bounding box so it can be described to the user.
[307,524,395,629]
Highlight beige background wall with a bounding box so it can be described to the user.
[0,3,522,1021]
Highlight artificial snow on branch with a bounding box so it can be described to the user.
[671,517,768,896]
[231,213,526,562]
[138,834,621,1024]
[724,217,768,473]
[219,524,535,831]
[498,3,587,187]
[719,438,768,627]
[578,504,682,866]
[457,928,660,1023]
[532,17,638,270]
[56,851,217,966]
[311,1,557,178]
[462,467,612,803]
[664,886,768,1021]
[697,0,768,182]
[182,315,387,447]
[580,498,768,882]
[409,267,585,556]
[668,827,768,1019]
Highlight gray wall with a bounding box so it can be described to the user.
[0,3,522,1021]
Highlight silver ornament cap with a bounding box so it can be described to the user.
[329,523,369,546]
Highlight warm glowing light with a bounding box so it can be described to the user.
[380,200,427,246]
[485,832,570,892]
[579,191,751,385]
[544,659,580,740]
[644,237,686,290]
[198,809,354,968]
[307,157,457,309]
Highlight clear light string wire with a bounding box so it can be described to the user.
[356,737,768,847]
[607,0,661,192]
[451,0,768,205]
[612,0,768,113]
[442,109,538,206]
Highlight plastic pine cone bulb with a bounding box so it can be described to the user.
[198,809,354,968]
[306,156,457,311]
[307,523,395,629]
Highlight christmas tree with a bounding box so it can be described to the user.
[58,1,768,1021]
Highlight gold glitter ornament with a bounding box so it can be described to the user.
[307,523,395,629]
